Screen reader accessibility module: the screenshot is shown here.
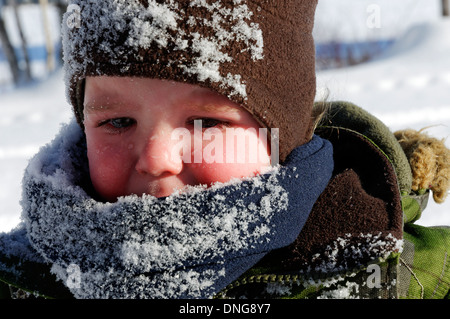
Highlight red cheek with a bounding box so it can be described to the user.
[190,162,263,186]
[87,144,134,201]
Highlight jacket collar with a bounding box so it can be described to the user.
[257,126,404,273]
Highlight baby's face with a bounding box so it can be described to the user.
[83,76,271,201]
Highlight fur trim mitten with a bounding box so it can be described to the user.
[395,129,450,203]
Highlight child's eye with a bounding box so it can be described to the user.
[99,117,136,132]
[109,118,135,128]
[189,118,230,129]
[202,118,225,128]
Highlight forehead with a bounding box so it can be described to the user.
[84,76,242,114]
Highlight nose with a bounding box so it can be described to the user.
[135,131,184,177]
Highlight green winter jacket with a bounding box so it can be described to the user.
[218,102,450,299]
[1,101,449,299]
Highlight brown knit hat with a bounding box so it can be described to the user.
[62,0,318,162]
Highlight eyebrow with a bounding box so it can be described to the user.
[84,102,240,114]
[84,101,124,113]
[190,103,240,115]
[84,88,242,117]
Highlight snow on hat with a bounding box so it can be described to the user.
[62,0,318,162]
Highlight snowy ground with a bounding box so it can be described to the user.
[0,2,449,232]
[315,19,450,228]
[0,71,72,232]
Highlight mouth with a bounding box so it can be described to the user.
[140,180,194,199]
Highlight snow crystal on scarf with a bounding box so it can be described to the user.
[62,0,264,100]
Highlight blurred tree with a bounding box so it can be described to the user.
[52,0,67,62]
[0,0,67,86]
[443,0,449,16]
[39,0,54,72]
[0,9,20,84]
[8,0,32,81]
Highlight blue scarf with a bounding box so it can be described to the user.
[21,120,333,299]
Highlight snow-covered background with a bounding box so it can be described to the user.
[314,0,450,228]
[0,0,449,233]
